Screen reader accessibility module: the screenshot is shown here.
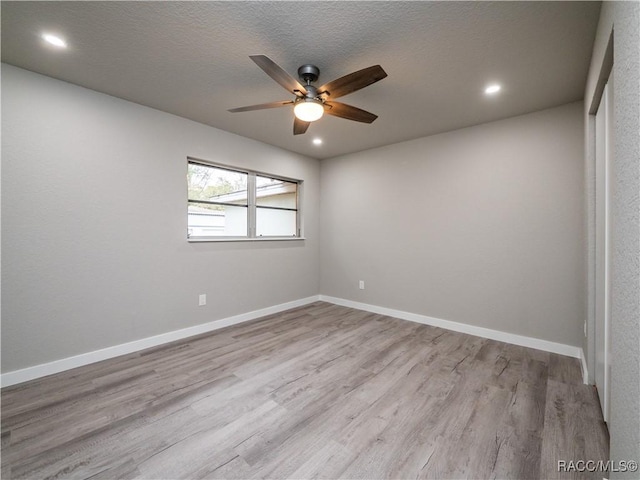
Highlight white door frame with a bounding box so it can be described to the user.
[594,80,612,423]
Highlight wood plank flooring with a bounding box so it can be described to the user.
[1,302,609,479]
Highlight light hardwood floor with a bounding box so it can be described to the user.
[1,302,608,479]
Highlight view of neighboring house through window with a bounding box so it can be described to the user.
[255,175,298,236]
[187,159,300,239]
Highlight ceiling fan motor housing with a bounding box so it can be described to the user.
[301,85,319,101]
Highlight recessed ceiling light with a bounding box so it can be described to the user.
[312,138,323,146]
[485,84,501,95]
[42,33,67,48]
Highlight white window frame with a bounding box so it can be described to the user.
[187,157,303,242]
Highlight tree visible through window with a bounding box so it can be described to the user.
[187,160,300,239]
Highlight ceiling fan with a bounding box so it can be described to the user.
[228,55,387,135]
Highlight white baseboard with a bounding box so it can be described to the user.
[2,294,586,388]
[0,295,321,388]
[319,295,584,359]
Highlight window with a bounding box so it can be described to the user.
[187,159,301,240]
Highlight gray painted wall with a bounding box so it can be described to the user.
[584,2,640,475]
[1,64,321,373]
[320,102,585,347]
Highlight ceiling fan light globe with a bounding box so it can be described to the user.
[294,100,324,122]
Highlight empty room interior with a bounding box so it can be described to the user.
[1,2,639,479]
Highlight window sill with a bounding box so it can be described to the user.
[188,237,306,243]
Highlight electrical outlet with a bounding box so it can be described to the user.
[199,294,207,306]
[359,280,365,290]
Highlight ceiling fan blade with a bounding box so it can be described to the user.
[293,117,311,135]
[250,55,308,96]
[228,100,294,113]
[324,101,378,123]
[318,65,387,99]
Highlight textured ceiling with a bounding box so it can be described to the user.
[1,1,601,159]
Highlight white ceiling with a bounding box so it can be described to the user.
[1,1,601,160]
